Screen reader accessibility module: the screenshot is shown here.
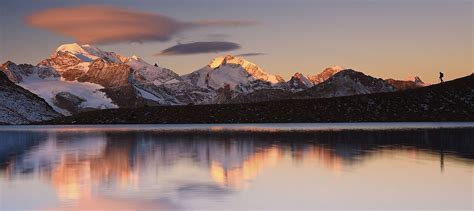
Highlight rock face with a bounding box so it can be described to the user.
[296,69,395,98]
[0,61,32,83]
[0,61,59,83]
[0,72,61,124]
[53,92,99,114]
[38,50,85,81]
[77,59,132,88]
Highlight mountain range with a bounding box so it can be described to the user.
[47,73,474,124]
[1,43,433,124]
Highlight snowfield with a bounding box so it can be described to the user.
[20,77,117,115]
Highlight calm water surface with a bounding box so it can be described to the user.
[0,123,473,210]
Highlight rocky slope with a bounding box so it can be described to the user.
[0,72,61,124]
[229,89,294,104]
[45,74,474,124]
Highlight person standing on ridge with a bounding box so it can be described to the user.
[439,72,444,83]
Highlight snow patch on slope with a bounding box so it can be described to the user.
[20,76,118,115]
[134,86,163,103]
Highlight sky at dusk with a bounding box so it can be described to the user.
[0,0,472,83]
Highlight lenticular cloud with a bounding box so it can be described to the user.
[26,5,255,44]
[159,42,241,56]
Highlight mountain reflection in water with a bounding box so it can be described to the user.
[0,127,473,210]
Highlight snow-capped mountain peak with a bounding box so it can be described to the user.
[308,65,346,85]
[284,72,314,91]
[207,55,284,84]
[292,72,313,87]
[327,65,345,72]
[208,55,235,69]
[184,55,285,93]
[56,43,98,61]
[55,43,121,63]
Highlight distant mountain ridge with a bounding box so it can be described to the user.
[1,43,431,124]
[296,69,395,99]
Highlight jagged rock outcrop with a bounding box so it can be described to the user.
[0,61,31,83]
[38,51,84,81]
[101,85,160,108]
[77,59,132,88]
[53,92,93,114]
[0,61,59,83]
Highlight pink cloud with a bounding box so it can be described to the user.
[26,5,256,44]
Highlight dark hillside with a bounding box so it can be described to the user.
[44,74,474,124]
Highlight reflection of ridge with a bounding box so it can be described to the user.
[42,136,138,202]
[0,128,473,205]
[51,157,93,201]
[90,140,136,188]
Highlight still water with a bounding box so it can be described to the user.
[0,123,473,210]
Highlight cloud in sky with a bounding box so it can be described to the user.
[26,5,256,44]
[235,53,267,57]
[158,42,241,56]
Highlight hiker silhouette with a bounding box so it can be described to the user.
[439,72,444,83]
